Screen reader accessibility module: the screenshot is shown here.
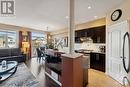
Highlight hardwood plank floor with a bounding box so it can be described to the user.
[25,58,124,87]
[26,58,47,87]
[87,69,124,87]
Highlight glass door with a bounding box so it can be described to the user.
[31,32,47,57]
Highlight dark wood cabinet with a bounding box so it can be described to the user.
[94,26,106,43]
[75,30,85,37]
[90,53,105,72]
[75,25,106,43]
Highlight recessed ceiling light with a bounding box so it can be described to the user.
[94,16,98,19]
[65,16,69,19]
[88,6,91,9]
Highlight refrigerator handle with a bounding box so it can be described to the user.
[123,32,130,73]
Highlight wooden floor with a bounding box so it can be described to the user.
[87,69,124,87]
[26,58,47,87]
[26,58,124,87]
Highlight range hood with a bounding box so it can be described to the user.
[80,37,93,43]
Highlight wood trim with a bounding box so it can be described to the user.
[27,31,32,59]
[19,31,22,49]
[61,54,83,87]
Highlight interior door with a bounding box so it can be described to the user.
[108,21,129,84]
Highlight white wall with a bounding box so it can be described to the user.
[106,0,130,74]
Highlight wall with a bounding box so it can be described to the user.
[51,18,106,53]
[106,0,130,26]
[0,23,50,45]
[106,0,130,75]
[0,23,49,58]
[51,18,106,38]
[0,23,48,33]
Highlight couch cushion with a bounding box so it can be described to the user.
[0,49,11,57]
[11,48,21,56]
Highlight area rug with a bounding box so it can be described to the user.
[0,63,40,87]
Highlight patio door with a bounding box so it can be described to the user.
[31,32,47,58]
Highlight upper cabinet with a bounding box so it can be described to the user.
[75,25,106,43]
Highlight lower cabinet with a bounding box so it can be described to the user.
[90,53,105,72]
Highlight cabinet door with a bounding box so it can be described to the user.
[75,37,82,43]
[96,29,102,43]
[86,29,93,37]
[77,30,85,37]
[90,53,99,70]
[75,26,106,43]
[75,31,78,37]
[92,26,106,43]
[75,31,81,43]
[99,27,106,43]
[99,54,105,72]
[90,53,105,72]
[92,29,97,43]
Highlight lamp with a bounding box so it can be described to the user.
[22,42,30,54]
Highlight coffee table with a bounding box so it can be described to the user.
[0,61,18,82]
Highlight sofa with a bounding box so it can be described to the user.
[0,48,26,63]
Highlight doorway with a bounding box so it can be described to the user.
[31,32,47,58]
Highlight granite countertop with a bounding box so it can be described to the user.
[61,53,83,59]
[75,50,105,55]
[91,52,105,54]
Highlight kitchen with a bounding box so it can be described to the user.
[51,18,130,87]
[46,18,107,87]
[52,18,106,72]
[74,25,106,72]
[50,0,130,86]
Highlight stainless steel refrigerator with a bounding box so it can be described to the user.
[122,32,130,86]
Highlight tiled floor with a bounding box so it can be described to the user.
[25,58,124,87]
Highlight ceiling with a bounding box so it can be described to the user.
[0,0,124,32]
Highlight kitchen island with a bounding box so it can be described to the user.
[45,49,88,87]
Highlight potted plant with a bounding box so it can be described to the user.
[46,39,63,50]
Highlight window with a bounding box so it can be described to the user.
[0,30,18,48]
[32,32,47,57]
[0,32,6,48]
